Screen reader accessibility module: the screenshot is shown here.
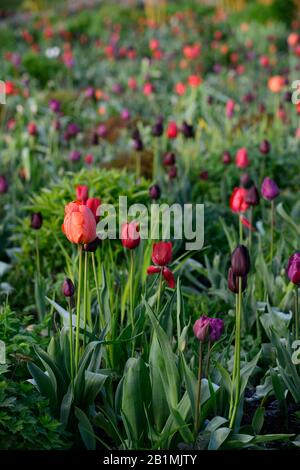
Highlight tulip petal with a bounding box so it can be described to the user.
[162,267,175,288]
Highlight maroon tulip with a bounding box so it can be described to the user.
[228,268,247,293]
[0,176,8,194]
[287,253,300,285]
[245,185,260,206]
[62,278,75,297]
[261,177,279,200]
[31,212,43,230]
[231,245,250,277]
[151,241,172,266]
[149,184,161,200]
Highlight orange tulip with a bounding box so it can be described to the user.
[268,75,285,93]
[62,201,96,244]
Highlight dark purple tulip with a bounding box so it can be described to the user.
[284,91,292,103]
[245,185,260,206]
[259,139,271,155]
[193,315,210,342]
[133,138,143,151]
[168,166,177,179]
[132,128,141,140]
[91,132,99,145]
[240,173,251,189]
[31,212,43,230]
[49,99,61,113]
[207,95,214,105]
[83,237,100,252]
[286,252,300,285]
[222,150,231,165]
[228,268,247,294]
[62,278,75,297]
[149,184,161,200]
[152,121,163,137]
[182,121,194,138]
[242,92,255,104]
[97,124,107,138]
[65,123,80,140]
[163,152,175,166]
[209,318,224,343]
[231,245,250,277]
[69,150,81,162]
[261,177,280,200]
[0,176,8,194]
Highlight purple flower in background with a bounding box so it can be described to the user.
[193,316,210,342]
[69,150,81,162]
[85,87,94,99]
[64,123,80,140]
[193,315,224,343]
[0,175,8,194]
[287,252,300,285]
[121,108,131,120]
[97,124,107,138]
[209,318,224,343]
[49,99,61,113]
[261,177,280,200]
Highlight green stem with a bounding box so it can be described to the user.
[230,276,242,429]
[129,250,134,328]
[249,206,253,250]
[229,294,238,420]
[295,286,299,340]
[68,299,74,390]
[270,200,275,261]
[156,269,163,316]
[35,232,40,277]
[194,342,203,435]
[92,252,102,331]
[75,245,83,373]
[239,215,243,244]
[83,251,89,348]
[205,341,211,378]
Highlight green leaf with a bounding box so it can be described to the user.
[208,427,231,450]
[27,362,57,409]
[252,407,265,435]
[84,371,107,405]
[74,406,96,450]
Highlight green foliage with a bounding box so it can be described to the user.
[23,53,65,86]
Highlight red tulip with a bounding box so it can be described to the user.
[167,121,178,139]
[147,266,175,288]
[76,185,89,203]
[235,147,249,169]
[229,187,249,213]
[86,197,101,222]
[152,241,172,266]
[121,222,140,249]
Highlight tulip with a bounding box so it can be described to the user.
[181,121,194,138]
[268,75,285,93]
[121,222,140,250]
[228,268,247,294]
[209,318,224,343]
[231,244,250,277]
[152,120,163,137]
[226,99,235,119]
[167,121,178,139]
[245,185,260,206]
[259,139,271,154]
[97,124,107,138]
[168,166,177,179]
[76,185,89,203]
[222,151,231,165]
[163,152,175,167]
[83,237,100,252]
[62,278,75,297]
[235,147,249,169]
[149,184,161,200]
[49,99,61,113]
[31,212,43,230]
[62,201,96,245]
[121,108,131,121]
[261,177,279,201]
[69,150,81,162]
[287,252,300,339]
[0,176,8,194]
[28,122,37,136]
[240,173,251,189]
[84,154,93,165]
[86,197,101,222]
[193,316,210,342]
[152,241,172,266]
[229,187,249,213]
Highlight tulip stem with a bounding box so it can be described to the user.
[295,286,299,341]
[75,245,83,373]
[194,341,203,436]
[68,298,74,390]
[156,269,163,316]
[239,215,243,244]
[35,232,41,277]
[249,206,253,250]
[91,252,103,331]
[270,200,275,261]
[230,276,242,429]
[83,251,88,348]
[205,340,211,378]
[229,293,238,420]
[129,250,135,328]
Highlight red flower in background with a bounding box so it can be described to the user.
[230,187,249,213]
[235,147,249,169]
[167,121,178,139]
[76,185,89,203]
[86,197,101,222]
[147,241,175,288]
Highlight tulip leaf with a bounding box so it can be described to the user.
[75,407,96,450]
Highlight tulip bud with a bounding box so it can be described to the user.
[261,177,279,200]
[193,316,210,342]
[240,173,251,189]
[168,166,177,179]
[181,121,194,138]
[28,122,38,136]
[149,184,161,200]
[163,152,175,166]
[231,245,250,277]
[0,175,8,194]
[62,278,75,297]
[286,252,300,285]
[259,139,271,155]
[133,138,143,151]
[222,150,231,165]
[152,121,163,137]
[228,268,247,293]
[121,222,140,249]
[69,150,81,162]
[245,185,260,206]
[31,212,43,230]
